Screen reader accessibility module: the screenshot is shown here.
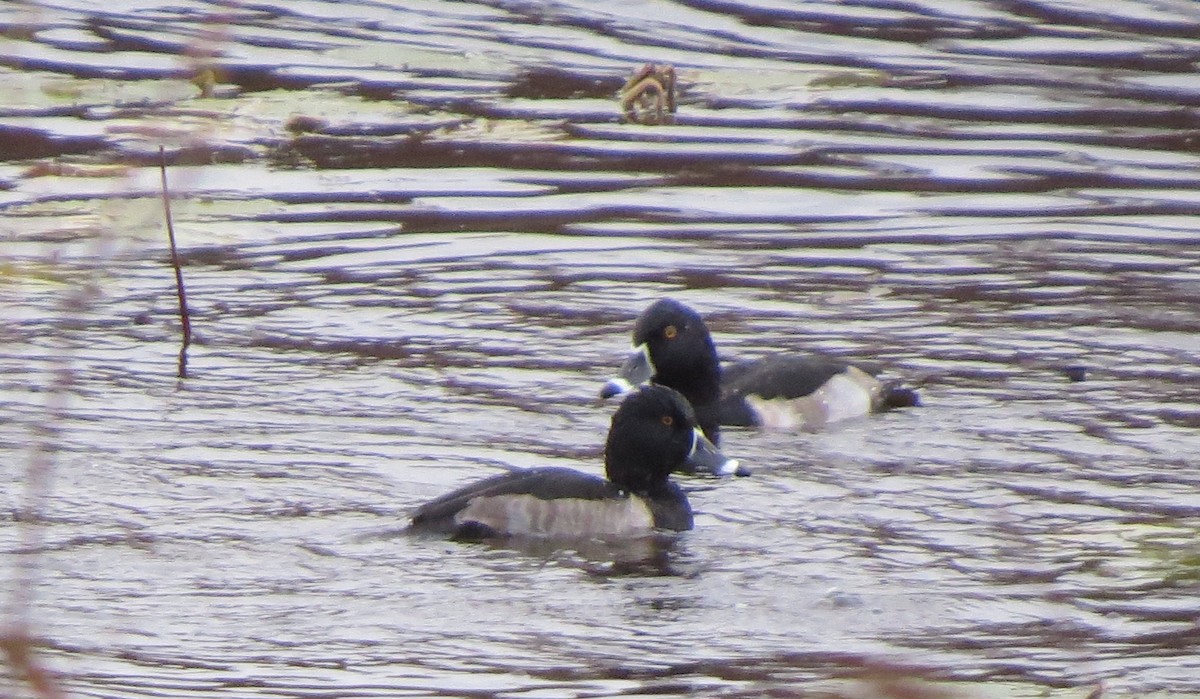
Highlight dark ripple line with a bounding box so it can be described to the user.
[998,0,1200,39]
[1001,482,1200,519]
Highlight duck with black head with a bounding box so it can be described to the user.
[601,299,919,443]
[408,385,741,541]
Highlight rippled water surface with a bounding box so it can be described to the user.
[2,0,1200,697]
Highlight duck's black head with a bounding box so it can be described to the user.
[605,385,738,494]
[612,299,723,441]
[635,299,719,387]
[607,298,722,403]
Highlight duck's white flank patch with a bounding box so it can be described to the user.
[744,366,882,431]
[456,494,656,538]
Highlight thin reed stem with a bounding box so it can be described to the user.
[159,147,191,378]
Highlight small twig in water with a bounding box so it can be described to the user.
[159,146,192,378]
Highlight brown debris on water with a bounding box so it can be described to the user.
[619,63,677,125]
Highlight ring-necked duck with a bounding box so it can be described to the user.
[600,299,919,442]
[408,385,741,541]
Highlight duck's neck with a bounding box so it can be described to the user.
[693,403,722,446]
[656,354,722,443]
[610,468,673,498]
[659,348,721,406]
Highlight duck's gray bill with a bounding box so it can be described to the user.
[600,344,654,399]
[683,427,743,477]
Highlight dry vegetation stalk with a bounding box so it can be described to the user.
[159,146,192,378]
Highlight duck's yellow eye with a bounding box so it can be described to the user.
[661,415,674,426]
[664,325,678,339]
